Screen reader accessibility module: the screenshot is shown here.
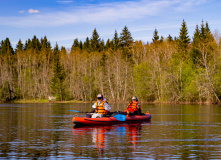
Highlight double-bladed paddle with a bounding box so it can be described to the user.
[67,110,89,113]
[113,114,126,121]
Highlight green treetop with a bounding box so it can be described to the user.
[73,38,79,48]
[190,24,201,64]
[71,38,80,52]
[205,21,211,33]
[120,26,133,48]
[83,37,90,51]
[105,39,110,49]
[100,39,105,51]
[79,41,83,50]
[90,28,101,52]
[119,26,133,60]
[160,36,164,43]
[200,20,214,43]
[41,36,51,49]
[0,38,14,56]
[152,28,159,42]
[193,25,200,44]
[31,35,41,52]
[15,39,24,53]
[113,30,120,51]
[167,34,173,42]
[178,19,190,56]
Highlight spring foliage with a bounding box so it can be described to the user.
[0,21,221,103]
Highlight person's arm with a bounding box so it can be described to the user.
[92,102,96,108]
[126,103,129,109]
[137,103,141,112]
[103,102,111,111]
[124,102,130,112]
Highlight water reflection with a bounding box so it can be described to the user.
[72,122,150,157]
[1,103,221,159]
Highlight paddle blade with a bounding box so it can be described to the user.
[67,110,80,112]
[113,114,126,121]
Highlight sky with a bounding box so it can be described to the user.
[0,0,221,49]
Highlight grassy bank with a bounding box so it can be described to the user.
[12,99,84,104]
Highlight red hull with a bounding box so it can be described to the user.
[72,113,151,126]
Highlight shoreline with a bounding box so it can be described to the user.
[1,99,220,105]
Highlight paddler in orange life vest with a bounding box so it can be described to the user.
[124,96,141,116]
[91,94,111,118]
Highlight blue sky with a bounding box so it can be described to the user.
[0,0,220,49]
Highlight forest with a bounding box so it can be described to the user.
[0,20,221,103]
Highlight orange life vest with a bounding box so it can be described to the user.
[125,101,139,113]
[95,100,107,114]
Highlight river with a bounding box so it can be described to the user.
[0,103,221,159]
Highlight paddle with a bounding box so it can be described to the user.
[113,114,126,121]
[67,110,89,113]
[68,110,120,114]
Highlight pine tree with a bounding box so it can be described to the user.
[105,39,110,49]
[71,38,80,52]
[191,24,201,64]
[51,44,66,101]
[178,19,190,56]
[200,20,206,40]
[0,38,14,56]
[193,25,200,44]
[167,34,173,42]
[152,28,159,42]
[200,21,214,43]
[15,39,24,53]
[119,26,133,60]
[73,38,79,48]
[41,36,51,49]
[100,52,107,67]
[60,46,67,55]
[160,36,164,43]
[113,30,119,51]
[120,26,133,48]
[31,35,41,52]
[0,38,15,101]
[83,37,90,51]
[90,28,100,52]
[110,39,114,50]
[205,21,211,33]
[100,40,105,51]
[25,39,32,50]
[79,41,83,50]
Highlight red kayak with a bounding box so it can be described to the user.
[72,113,151,126]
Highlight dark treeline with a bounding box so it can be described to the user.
[1,20,221,103]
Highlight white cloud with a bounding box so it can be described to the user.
[57,1,73,4]
[0,0,208,27]
[174,0,209,11]
[28,9,40,14]
[18,10,25,13]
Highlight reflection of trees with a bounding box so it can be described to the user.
[146,104,221,159]
[1,104,221,159]
[0,104,64,159]
[71,122,146,158]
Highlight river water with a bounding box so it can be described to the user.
[0,103,221,159]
